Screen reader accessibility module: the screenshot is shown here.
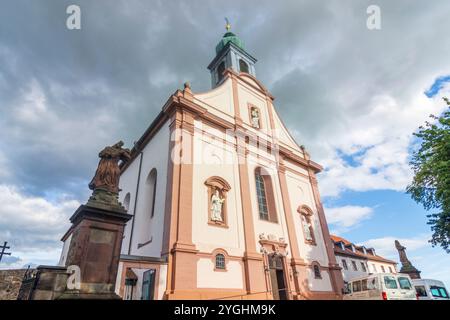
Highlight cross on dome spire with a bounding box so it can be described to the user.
[225,17,231,31]
[207,20,257,88]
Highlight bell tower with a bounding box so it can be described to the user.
[207,19,257,88]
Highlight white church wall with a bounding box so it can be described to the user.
[193,78,235,123]
[191,126,245,257]
[307,268,333,292]
[115,261,124,295]
[196,258,244,289]
[119,154,141,255]
[285,171,329,267]
[157,264,168,300]
[119,121,170,258]
[237,83,272,138]
[271,106,304,154]
[284,159,309,176]
[132,123,170,257]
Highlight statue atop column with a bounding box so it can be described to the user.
[87,141,131,211]
[395,240,421,279]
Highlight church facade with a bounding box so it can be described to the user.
[112,28,344,300]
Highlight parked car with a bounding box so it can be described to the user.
[343,273,417,300]
[413,279,449,300]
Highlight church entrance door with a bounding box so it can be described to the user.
[268,254,288,300]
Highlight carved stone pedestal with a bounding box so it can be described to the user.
[59,201,132,299]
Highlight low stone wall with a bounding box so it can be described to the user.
[0,269,30,300]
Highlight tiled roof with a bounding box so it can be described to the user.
[330,235,352,246]
[330,234,397,265]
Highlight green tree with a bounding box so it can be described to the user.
[407,97,450,252]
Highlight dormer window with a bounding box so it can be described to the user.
[351,244,356,253]
[362,247,367,255]
[340,242,345,251]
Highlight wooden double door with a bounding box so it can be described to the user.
[268,254,288,300]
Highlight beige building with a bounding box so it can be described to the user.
[110,27,344,300]
[331,235,397,283]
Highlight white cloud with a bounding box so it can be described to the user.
[361,234,430,259]
[315,92,449,197]
[324,205,374,233]
[0,185,79,269]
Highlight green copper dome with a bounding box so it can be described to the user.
[215,31,245,54]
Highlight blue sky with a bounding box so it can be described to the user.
[425,75,450,98]
[0,0,450,291]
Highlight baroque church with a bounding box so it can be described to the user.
[60,25,344,300]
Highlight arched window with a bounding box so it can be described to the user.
[313,263,322,279]
[298,205,316,245]
[215,254,226,270]
[239,59,249,73]
[147,169,157,218]
[217,61,225,83]
[123,192,131,211]
[137,169,157,249]
[255,168,277,222]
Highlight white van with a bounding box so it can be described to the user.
[343,273,417,300]
[413,279,449,300]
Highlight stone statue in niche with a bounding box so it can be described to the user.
[251,107,260,128]
[210,188,225,222]
[302,215,313,241]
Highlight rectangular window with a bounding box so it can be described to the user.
[397,277,412,290]
[384,276,398,289]
[430,286,449,298]
[215,254,226,270]
[381,266,386,273]
[360,262,367,272]
[352,281,362,292]
[389,266,393,273]
[415,286,427,297]
[439,287,449,298]
[142,269,156,300]
[367,277,378,290]
[351,261,358,271]
[362,279,368,291]
[342,259,348,270]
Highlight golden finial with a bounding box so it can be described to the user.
[225,17,231,31]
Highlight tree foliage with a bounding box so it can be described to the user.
[407,97,450,252]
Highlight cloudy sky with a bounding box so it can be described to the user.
[1,1,449,287]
